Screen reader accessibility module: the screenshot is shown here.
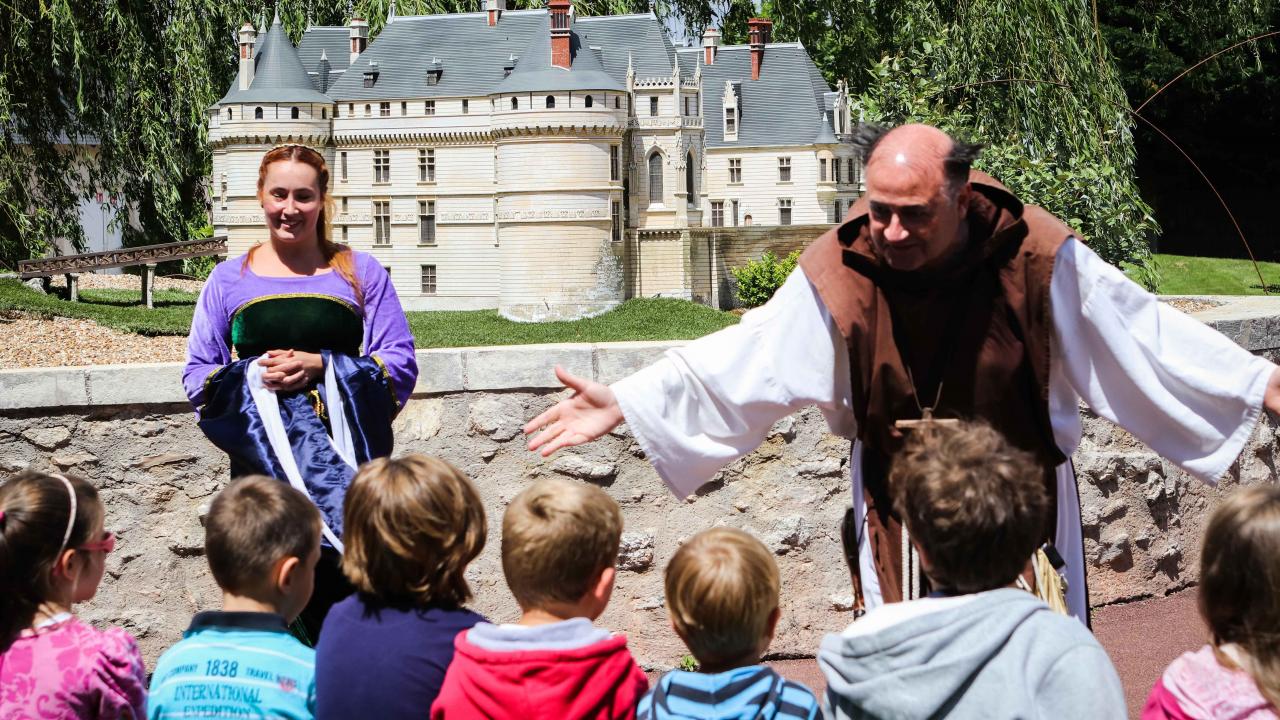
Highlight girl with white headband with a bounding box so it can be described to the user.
[0,470,147,719]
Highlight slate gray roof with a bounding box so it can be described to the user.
[298,26,351,91]
[495,29,623,93]
[326,10,672,100]
[219,14,333,104]
[677,44,832,148]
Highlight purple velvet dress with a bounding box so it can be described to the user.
[183,251,416,410]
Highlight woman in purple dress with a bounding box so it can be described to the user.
[183,144,418,639]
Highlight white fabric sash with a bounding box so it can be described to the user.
[246,357,355,553]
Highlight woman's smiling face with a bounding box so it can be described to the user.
[260,159,323,247]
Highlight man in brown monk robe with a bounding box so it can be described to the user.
[523,123,1280,622]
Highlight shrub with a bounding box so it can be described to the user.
[732,249,800,308]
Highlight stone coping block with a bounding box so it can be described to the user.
[0,341,690,410]
[4,296,1279,410]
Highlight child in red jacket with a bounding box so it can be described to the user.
[431,477,648,720]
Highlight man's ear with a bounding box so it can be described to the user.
[955,182,972,219]
[275,555,302,595]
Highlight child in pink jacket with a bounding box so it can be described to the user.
[0,470,146,719]
[1144,485,1280,719]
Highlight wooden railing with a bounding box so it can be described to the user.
[17,236,226,307]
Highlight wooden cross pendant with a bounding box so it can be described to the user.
[895,407,961,432]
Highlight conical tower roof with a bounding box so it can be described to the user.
[219,12,332,105]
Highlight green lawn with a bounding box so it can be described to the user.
[1138,254,1280,295]
[0,278,738,346]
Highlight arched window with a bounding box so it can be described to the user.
[511,97,518,110]
[545,95,555,108]
[226,108,232,119]
[291,106,300,119]
[322,108,327,119]
[648,153,663,204]
[585,95,593,108]
[614,96,620,109]
[254,106,263,119]
[685,153,696,206]
[365,104,371,116]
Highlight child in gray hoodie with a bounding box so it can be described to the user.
[819,422,1126,720]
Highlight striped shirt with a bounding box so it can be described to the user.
[638,665,819,720]
[148,611,316,720]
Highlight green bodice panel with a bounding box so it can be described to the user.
[231,294,363,359]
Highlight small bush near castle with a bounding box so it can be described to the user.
[732,250,800,308]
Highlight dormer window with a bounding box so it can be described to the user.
[724,107,736,135]
[363,61,379,87]
[426,58,443,86]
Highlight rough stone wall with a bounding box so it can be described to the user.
[2,303,1279,669]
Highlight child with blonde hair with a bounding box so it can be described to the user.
[1144,484,1280,719]
[315,455,488,720]
[432,476,648,720]
[639,527,819,719]
[0,470,146,719]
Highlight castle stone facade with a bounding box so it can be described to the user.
[209,3,860,320]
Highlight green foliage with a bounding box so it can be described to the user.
[731,250,800,308]
[0,280,199,335]
[678,655,699,672]
[1129,254,1280,296]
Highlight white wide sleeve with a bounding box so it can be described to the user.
[612,269,855,498]
[1052,239,1276,483]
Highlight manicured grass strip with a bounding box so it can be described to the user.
[1,279,739,345]
[0,279,198,335]
[405,298,739,348]
[1139,254,1280,296]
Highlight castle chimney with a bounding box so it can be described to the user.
[702,27,721,65]
[238,22,256,91]
[748,17,772,80]
[549,0,571,69]
[349,17,369,65]
[486,0,507,26]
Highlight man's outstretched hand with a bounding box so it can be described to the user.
[524,365,625,457]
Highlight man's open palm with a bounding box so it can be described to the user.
[524,365,624,457]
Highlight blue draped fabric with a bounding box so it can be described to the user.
[198,351,396,541]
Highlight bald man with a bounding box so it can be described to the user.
[525,123,1280,623]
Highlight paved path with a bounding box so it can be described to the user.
[656,589,1205,718]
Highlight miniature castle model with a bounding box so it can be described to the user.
[209,1,860,320]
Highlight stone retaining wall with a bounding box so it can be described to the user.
[2,296,1280,669]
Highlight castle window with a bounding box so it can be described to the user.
[341,197,349,214]
[340,151,348,182]
[379,102,391,117]
[710,201,724,227]
[227,108,233,119]
[832,200,842,223]
[684,96,691,116]
[614,96,620,109]
[462,99,469,114]
[364,104,371,117]
[322,107,328,119]
[374,150,391,184]
[744,214,753,226]
[725,107,736,135]
[610,145,620,182]
[731,199,739,226]
[649,96,658,116]
[728,158,742,184]
[401,101,407,116]
[421,265,437,294]
[778,198,792,225]
[833,158,842,184]
[291,106,299,120]
[341,225,349,242]
[425,100,435,115]
[254,107,263,119]
[349,103,354,115]
[419,148,435,182]
[220,180,227,211]
[848,158,859,186]
[820,158,828,182]
[373,201,391,245]
[648,153,663,204]
[419,201,436,245]
[545,95,555,109]
[611,201,622,242]
[511,97,518,110]
[685,153,696,207]
[778,156,791,182]
[585,95,593,108]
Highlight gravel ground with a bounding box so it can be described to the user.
[46,272,205,294]
[0,312,189,368]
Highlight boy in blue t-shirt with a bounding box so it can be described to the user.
[148,476,322,720]
[639,527,819,720]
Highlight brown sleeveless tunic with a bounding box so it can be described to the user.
[798,171,1076,603]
